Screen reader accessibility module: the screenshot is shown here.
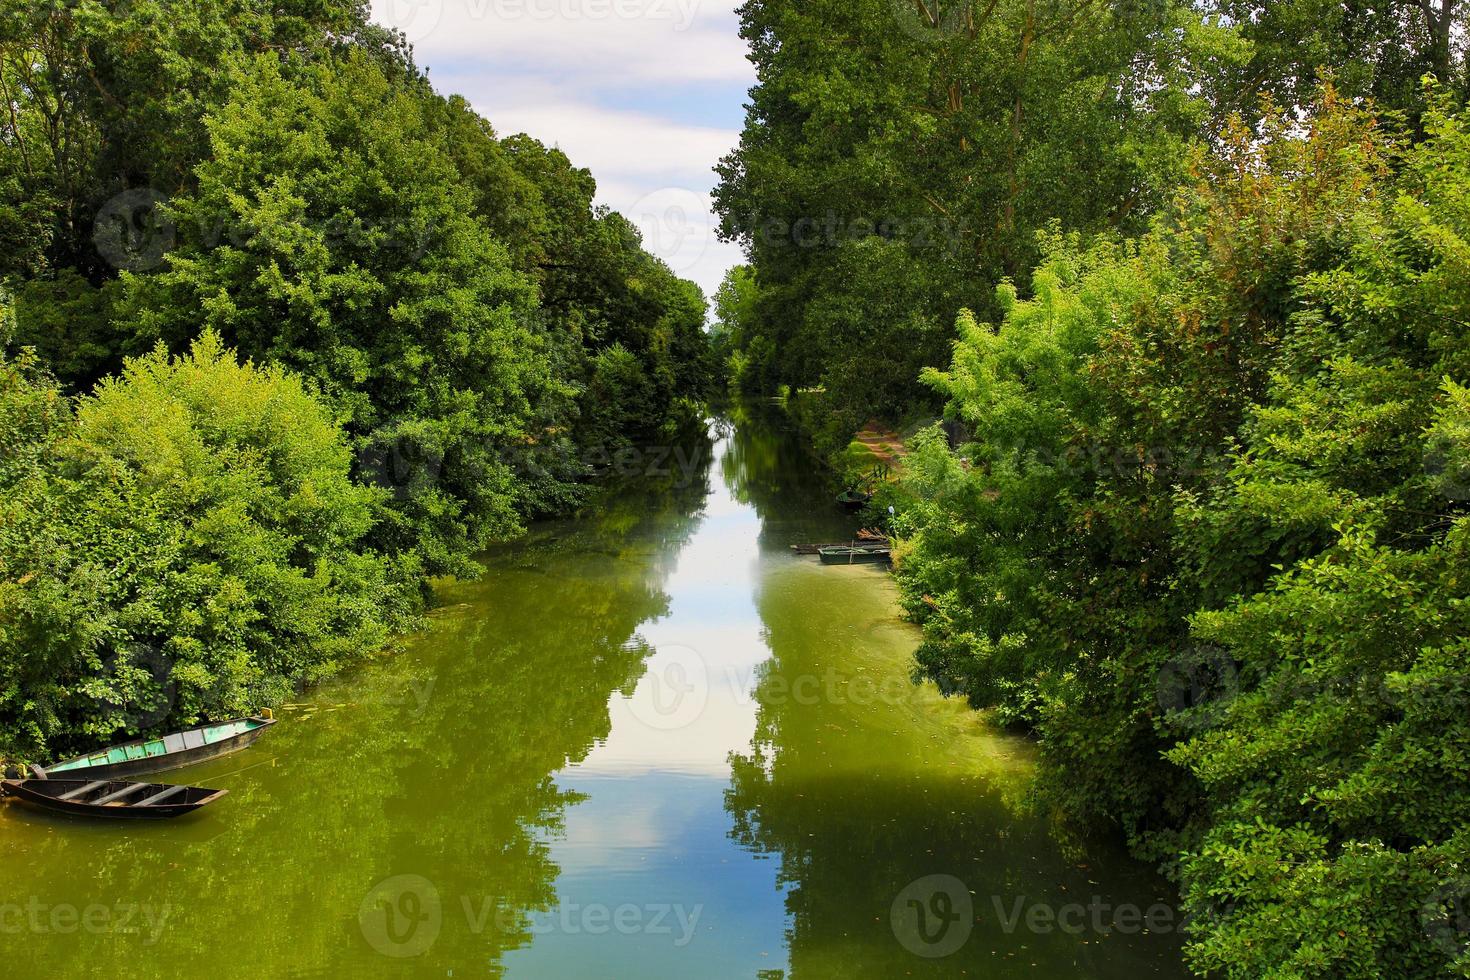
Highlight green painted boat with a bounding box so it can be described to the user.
[791,537,888,555]
[35,716,276,781]
[835,489,872,510]
[817,545,891,565]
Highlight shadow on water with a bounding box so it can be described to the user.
[720,404,1191,979]
[0,427,716,977]
[719,401,852,547]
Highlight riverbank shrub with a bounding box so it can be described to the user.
[892,93,1470,975]
[0,332,417,764]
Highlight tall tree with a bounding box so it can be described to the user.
[120,51,557,575]
[714,0,1226,421]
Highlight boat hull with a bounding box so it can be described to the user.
[791,539,889,555]
[37,717,275,781]
[817,547,891,565]
[2,779,227,820]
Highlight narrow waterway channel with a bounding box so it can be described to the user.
[1,405,1189,978]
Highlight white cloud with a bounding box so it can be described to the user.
[371,0,752,300]
[482,103,745,300]
[485,104,737,184]
[374,0,750,83]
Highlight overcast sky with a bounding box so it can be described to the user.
[369,0,753,304]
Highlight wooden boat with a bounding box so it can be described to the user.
[1,778,227,820]
[818,545,892,565]
[791,537,890,555]
[836,489,872,510]
[33,716,276,781]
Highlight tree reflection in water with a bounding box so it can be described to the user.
[721,407,1191,979]
[0,425,715,976]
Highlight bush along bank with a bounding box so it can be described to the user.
[886,95,1470,978]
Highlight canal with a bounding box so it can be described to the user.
[0,404,1189,977]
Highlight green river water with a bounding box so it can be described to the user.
[1,405,1191,978]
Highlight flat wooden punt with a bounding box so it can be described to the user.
[1,779,227,820]
[36,716,276,781]
[817,545,892,565]
[790,539,888,555]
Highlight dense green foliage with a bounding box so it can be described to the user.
[6,0,1468,972]
[122,51,560,574]
[714,0,1231,426]
[0,331,417,761]
[717,0,1470,971]
[0,1,713,761]
[715,0,1467,427]
[889,96,1470,976]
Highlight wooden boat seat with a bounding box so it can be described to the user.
[57,780,110,801]
[93,783,150,805]
[135,784,188,807]
[182,729,207,750]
